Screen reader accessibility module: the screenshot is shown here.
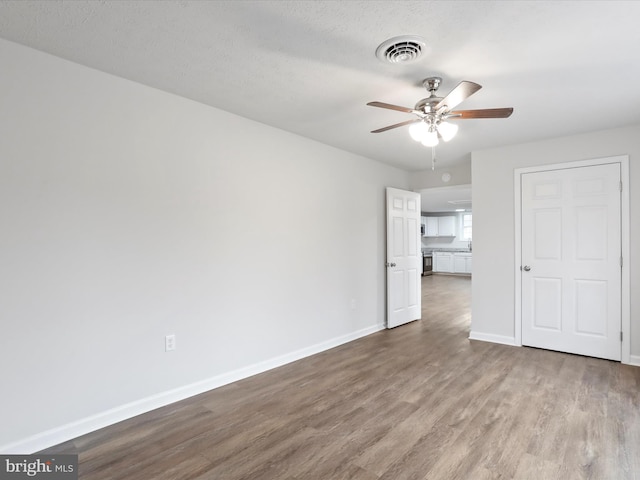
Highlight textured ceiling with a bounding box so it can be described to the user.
[1,0,640,171]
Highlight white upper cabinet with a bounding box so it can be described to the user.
[423,215,456,237]
[425,217,439,236]
[437,216,455,236]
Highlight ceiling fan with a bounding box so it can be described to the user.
[367,77,513,147]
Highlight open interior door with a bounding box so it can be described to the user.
[386,187,422,328]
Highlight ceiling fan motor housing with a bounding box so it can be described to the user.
[415,77,444,113]
[415,97,443,114]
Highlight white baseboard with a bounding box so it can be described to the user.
[1,324,384,454]
[469,333,640,367]
[468,331,518,347]
[628,355,640,367]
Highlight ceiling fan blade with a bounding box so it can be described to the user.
[367,101,416,114]
[435,81,482,111]
[371,119,421,133]
[448,108,514,119]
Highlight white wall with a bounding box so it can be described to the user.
[409,160,472,190]
[0,39,409,452]
[471,126,639,358]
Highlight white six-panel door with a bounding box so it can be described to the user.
[521,163,621,360]
[386,187,421,329]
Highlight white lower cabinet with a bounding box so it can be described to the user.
[433,252,453,273]
[453,253,473,274]
[434,252,472,274]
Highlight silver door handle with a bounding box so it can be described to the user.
[386,262,396,267]
[522,265,531,271]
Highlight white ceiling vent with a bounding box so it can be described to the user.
[375,35,426,64]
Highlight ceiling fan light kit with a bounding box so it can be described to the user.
[421,129,439,147]
[408,122,429,142]
[437,121,458,142]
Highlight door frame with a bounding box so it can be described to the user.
[514,155,630,364]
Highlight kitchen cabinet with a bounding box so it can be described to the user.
[423,216,456,237]
[433,252,472,274]
[424,217,437,236]
[433,252,453,273]
[438,216,456,236]
[453,253,472,274]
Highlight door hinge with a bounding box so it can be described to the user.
[620,331,623,342]
[619,181,623,192]
[620,256,623,267]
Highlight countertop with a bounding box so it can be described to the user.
[423,248,472,255]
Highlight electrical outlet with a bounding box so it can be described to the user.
[165,334,176,352]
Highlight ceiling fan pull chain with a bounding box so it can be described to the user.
[431,146,436,171]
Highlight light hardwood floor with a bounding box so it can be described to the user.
[42,274,640,479]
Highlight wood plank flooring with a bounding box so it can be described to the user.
[42,274,640,479]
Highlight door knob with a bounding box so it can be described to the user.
[386,262,396,267]
[522,265,531,271]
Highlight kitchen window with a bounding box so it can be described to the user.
[462,213,472,240]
